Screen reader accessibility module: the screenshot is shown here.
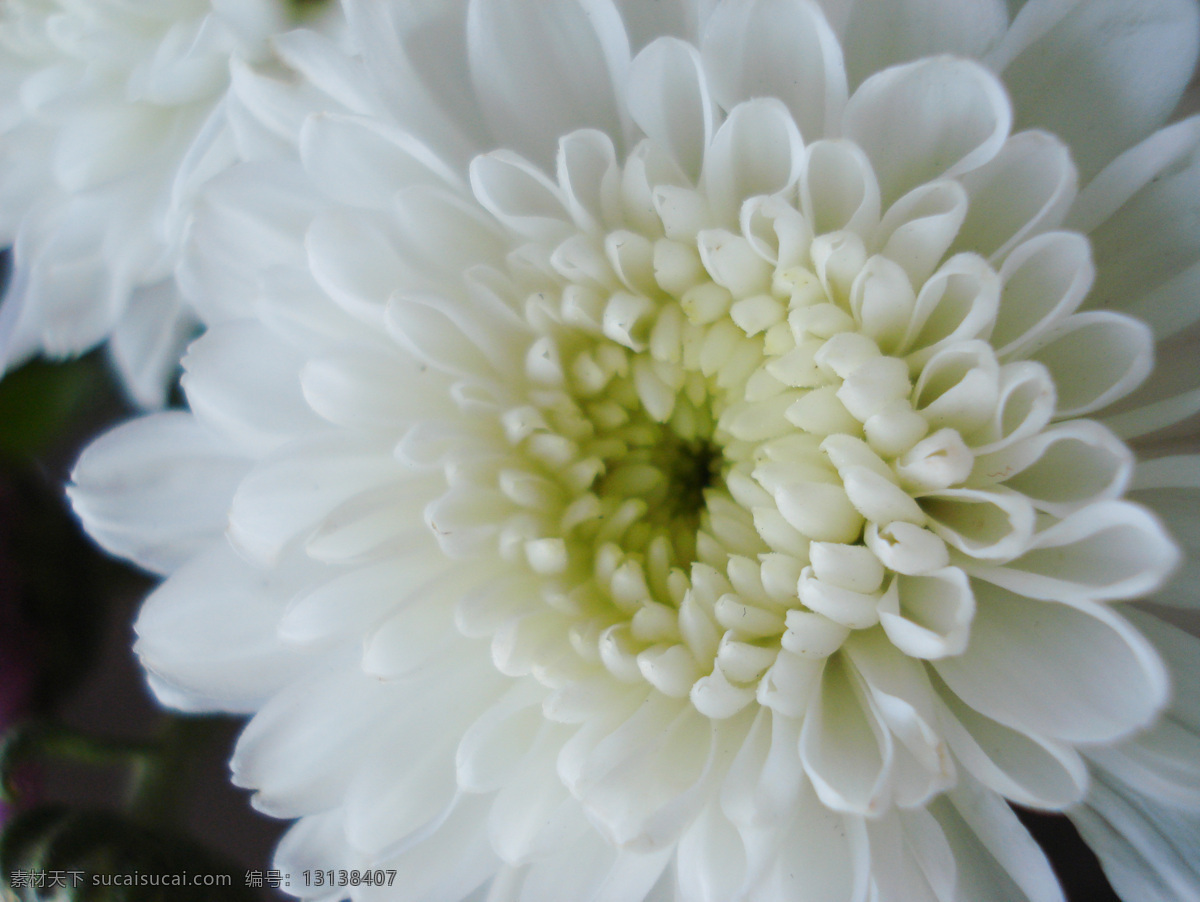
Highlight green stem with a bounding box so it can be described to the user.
[0,722,154,804]
[124,717,216,829]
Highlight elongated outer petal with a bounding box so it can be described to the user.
[934,582,1168,744]
[931,777,1066,902]
[182,320,321,457]
[1129,456,1200,607]
[108,280,196,409]
[1071,776,1200,902]
[700,0,848,142]
[954,130,1077,264]
[842,0,1007,88]
[369,794,500,902]
[867,806,956,902]
[842,57,1011,205]
[800,653,893,815]
[967,500,1179,602]
[467,0,631,169]
[1070,611,1200,902]
[227,436,402,565]
[745,779,870,902]
[932,677,1089,810]
[1082,118,1200,345]
[515,828,673,902]
[627,38,715,182]
[339,0,485,168]
[134,544,312,713]
[180,161,324,324]
[616,0,695,49]
[676,802,748,902]
[299,112,462,210]
[991,0,1200,179]
[68,412,251,575]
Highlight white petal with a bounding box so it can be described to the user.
[800,653,893,815]
[867,807,956,902]
[933,581,1169,744]
[720,708,804,829]
[367,794,498,902]
[912,340,1001,434]
[1070,115,1200,236]
[1070,777,1200,902]
[842,0,1007,88]
[273,812,356,893]
[456,680,548,793]
[1077,115,1200,353]
[517,832,672,902]
[627,37,716,182]
[386,289,523,378]
[700,0,847,141]
[701,98,804,225]
[800,139,881,238]
[300,350,451,433]
[470,149,574,241]
[467,0,630,168]
[575,704,721,849]
[182,320,320,456]
[179,161,321,324]
[69,412,250,575]
[362,576,470,678]
[341,0,483,167]
[845,632,955,804]
[971,419,1133,516]
[931,778,1066,902]
[306,210,409,328]
[557,128,623,230]
[901,254,1000,366]
[921,487,1036,562]
[874,181,969,291]
[272,27,380,117]
[992,0,1200,179]
[843,58,1011,205]
[677,802,748,902]
[344,732,459,858]
[391,184,509,279]
[1027,311,1154,417]
[955,131,1078,264]
[107,280,194,409]
[991,230,1092,357]
[878,567,975,659]
[14,203,122,357]
[343,665,503,857]
[616,0,695,49]
[968,499,1179,602]
[1086,609,1200,808]
[228,436,402,565]
[278,547,442,646]
[134,544,311,713]
[300,112,461,209]
[746,780,870,902]
[969,360,1057,454]
[933,678,1088,809]
[1129,461,1200,607]
[488,724,589,864]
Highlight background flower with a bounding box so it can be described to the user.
[0,0,338,406]
[65,0,1200,900]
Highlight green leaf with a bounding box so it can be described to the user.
[0,353,119,461]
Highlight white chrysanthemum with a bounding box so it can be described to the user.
[70,0,1200,900]
[0,0,334,404]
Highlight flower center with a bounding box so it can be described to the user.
[427,123,1135,721]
